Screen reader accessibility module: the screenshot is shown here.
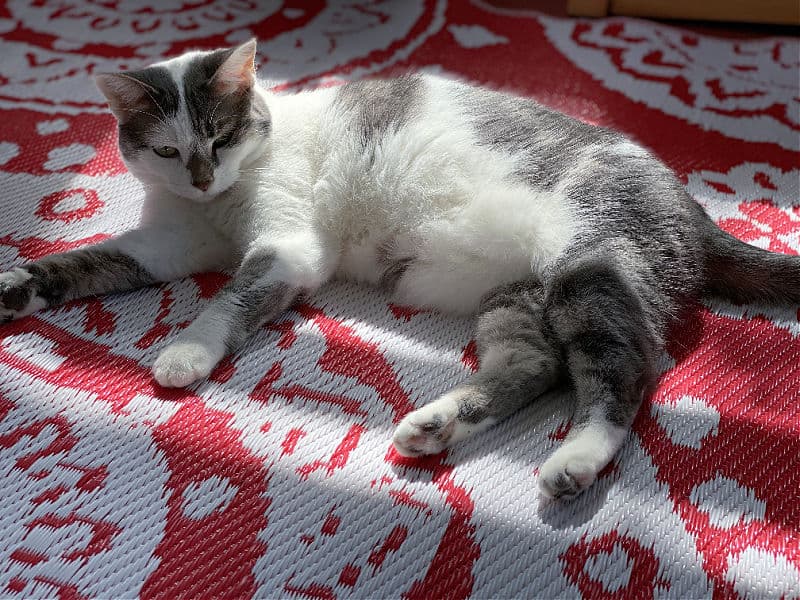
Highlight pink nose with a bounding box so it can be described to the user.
[193,178,213,191]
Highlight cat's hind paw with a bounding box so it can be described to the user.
[538,448,599,500]
[152,341,219,388]
[392,389,475,457]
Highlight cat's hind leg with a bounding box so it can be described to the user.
[393,279,562,456]
[537,257,659,499]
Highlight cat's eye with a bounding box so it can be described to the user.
[212,135,232,150]
[153,146,179,158]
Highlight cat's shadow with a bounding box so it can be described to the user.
[182,281,636,526]
[59,279,708,527]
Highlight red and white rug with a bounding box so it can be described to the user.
[1,2,798,598]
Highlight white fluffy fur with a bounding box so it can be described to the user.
[257,76,574,314]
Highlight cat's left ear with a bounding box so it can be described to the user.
[94,71,159,122]
[213,39,258,95]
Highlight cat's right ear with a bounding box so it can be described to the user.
[94,72,157,122]
[212,39,258,95]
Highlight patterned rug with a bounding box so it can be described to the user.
[1,2,798,598]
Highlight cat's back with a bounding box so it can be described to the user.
[319,72,619,208]
[317,74,527,224]
[316,74,580,313]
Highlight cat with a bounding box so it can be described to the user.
[1,40,798,500]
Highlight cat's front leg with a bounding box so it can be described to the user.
[0,224,229,323]
[152,233,332,387]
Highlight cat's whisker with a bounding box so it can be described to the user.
[207,98,224,126]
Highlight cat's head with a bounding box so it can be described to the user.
[95,40,270,202]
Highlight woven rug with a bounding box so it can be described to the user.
[1,1,798,598]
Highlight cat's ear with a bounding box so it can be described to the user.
[94,72,158,122]
[212,39,257,95]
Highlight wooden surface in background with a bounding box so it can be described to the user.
[567,0,800,25]
[566,0,608,18]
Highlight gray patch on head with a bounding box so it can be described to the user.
[116,66,181,157]
[181,48,269,156]
[120,66,181,118]
[334,75,424,149]
[182,48,236,138]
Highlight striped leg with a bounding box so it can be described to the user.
[152,233,330,387]
[393,279,561,456]
[537,260,658,499]
[0,223,229,323]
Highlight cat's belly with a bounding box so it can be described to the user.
[336,237,387,287]
[333,164,576,314]
[336,228,548,315]
[393,254,534,314]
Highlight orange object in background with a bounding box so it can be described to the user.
[567,0,800,25]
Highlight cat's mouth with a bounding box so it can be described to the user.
[174,181,226,203]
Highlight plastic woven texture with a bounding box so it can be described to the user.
[0,2,798,598]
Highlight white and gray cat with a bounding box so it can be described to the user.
[2,41,798,499]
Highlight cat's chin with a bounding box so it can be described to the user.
[181,191,218,204]
[173,184,227,204]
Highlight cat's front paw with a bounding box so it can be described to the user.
[538,447,599,500]
[0,268,42,323]
[392,393,461,457]
[152,342,218,388]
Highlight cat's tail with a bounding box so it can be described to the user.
[701,218,800,305]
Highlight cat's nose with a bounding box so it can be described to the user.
[192,178,213,191]
[187,150,214,192]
